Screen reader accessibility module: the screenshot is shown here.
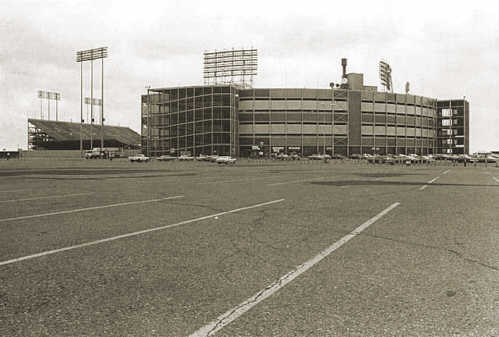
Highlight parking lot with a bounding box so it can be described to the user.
[0,158,498,337]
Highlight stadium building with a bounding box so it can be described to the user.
[141,59,469,157]
[28,119,140,150]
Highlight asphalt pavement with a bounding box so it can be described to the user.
[0,158,497,337]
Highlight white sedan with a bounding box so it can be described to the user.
[128,154,150,162]
[215,156,236,165]
[178,155,195,161]
[157,155,176,162]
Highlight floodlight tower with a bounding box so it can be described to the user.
[76,47,108,155]
[37,90,61,120]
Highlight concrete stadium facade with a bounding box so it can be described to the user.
[141,77,468,157]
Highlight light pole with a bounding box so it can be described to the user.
[76,47,108,155]
[145,86,151,157]
[37,91,61,121]
[319,101,337,155]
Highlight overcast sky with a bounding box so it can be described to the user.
[1,0,498,152]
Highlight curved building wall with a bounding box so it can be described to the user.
[359,91,438,155]
[142,85,239,157]
[238,88,438,156]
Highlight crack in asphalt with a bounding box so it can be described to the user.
[365,233,499,272]
[205,267,297,337]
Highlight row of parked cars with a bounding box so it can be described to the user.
[433,154,498,163]
[272,153,346,161]
[352,153,499,164]
[128,152,497,165]
[128,154,237,165]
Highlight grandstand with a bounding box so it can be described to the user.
[28,119,140,150]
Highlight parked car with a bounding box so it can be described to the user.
[308,154,323,160]
[381,155,395,165]
[178,155,195,161]
[157,155,176,162]
[289,153,301,160]
[84,150,103,159]
[207,155,220,162]
[277,153,291,160]
[129,154,150,162]
[349,154,363,160]
[216,156,236,165]
[421,155,435,163]
[196,154,210,161]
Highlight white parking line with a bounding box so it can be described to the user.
[419,176,440,191]
[428,176,440,184]
[189,202,400,337]
[0,198,284,267]
[0,196,183,223]
[0,192,94,204]
[442,169,450,175]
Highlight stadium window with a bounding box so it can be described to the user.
[179,100,186,111]
[203,108,212,120]
[239,113,253,122]
[195,96,203,109]
[212,120,223,132]
[222,107,231,119]
[222,94,231,106]
[213,108,222,119]
[213,95,223,106]
[195,109,203,121]
[179,112,186,124]
[194,88,203,96]
[441,109,452,117]
[204,95,212,107]
[203,120,212,132]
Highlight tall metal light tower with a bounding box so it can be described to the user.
[85,97,102,149]
[76,47,108,155]
[37,90,61,120]
[379,60,393,93]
